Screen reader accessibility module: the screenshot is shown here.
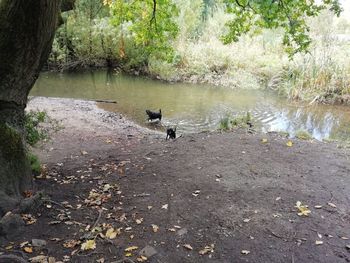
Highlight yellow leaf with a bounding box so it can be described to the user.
[183,244,193,250]
[106,228,120,240]
[261,138,268,143]
[286,141,293,147]
[81,240,96,251]
[295,201,311,216]
[136,255,148,262]
[24,247,33,253]
[125,246,138,252]
[125,253,132,257]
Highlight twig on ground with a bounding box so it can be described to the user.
[43,199,67,210]
[265,228,285,240]
[92,209,103,230]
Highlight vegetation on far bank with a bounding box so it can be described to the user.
[48,0,350,105]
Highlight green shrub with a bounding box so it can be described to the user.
[25,111,47,146]
[27,152,41,176]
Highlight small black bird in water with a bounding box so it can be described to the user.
[166,127,176,140]
[146,109,162,121]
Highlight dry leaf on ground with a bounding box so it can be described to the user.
[125,246,138,252]
[81,240,96,251]
[151,224,159,233]
[183,244,193,250]
[295,201,311,216]
[199,244,215,255]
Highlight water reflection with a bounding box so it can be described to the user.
[31,70,350,141]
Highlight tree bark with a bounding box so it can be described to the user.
[0,0,62,216]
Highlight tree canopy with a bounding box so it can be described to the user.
[104,0,342,57]
[222,0,342,55]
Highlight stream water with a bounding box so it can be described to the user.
[31,70,350,141]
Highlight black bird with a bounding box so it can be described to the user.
[166,127,176,140]
[146,109,162,121]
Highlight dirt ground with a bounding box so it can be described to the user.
[1,96,350,263]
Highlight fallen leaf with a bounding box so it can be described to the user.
[183,244,193,250]
[24,247,33,253]
[161,204,168,210]
[286,141,293,147]
[20,241,29,248]
[341,237,349,240]
[63,239,80,248]
[275,197,281,201]
[241,250,250,255]
[317,233,322,239]
[81,240,96,251]
[243,218,251,223]
[199,244,215,255]
[314,205,322,209]
[106,228,120,240]
[168,228,176,232]
[346,245,350,250]
[125,253,132,257]
[192,190,200,197]
[147,206,153,210]
[328,202,337,208]
[136,255,148,262]
[151,224,159,233]
[261,138,268,143]
[125,246,138,252]
[136,218,143,224]
[295,201,311,216]
[315,240,323,245]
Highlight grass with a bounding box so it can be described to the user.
[155,9,350,104]
[27,152,41,176]
[295,130,313,140]
[219,112,252,131]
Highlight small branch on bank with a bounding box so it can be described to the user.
[91,99,117,104]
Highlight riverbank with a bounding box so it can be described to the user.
[2,96,350,262]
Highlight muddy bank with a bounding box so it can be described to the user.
[1,96,350,262]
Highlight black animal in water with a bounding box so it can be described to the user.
[146,109,162,121]
[166,127,176,140]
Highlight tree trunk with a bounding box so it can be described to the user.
[0,0,62,216]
